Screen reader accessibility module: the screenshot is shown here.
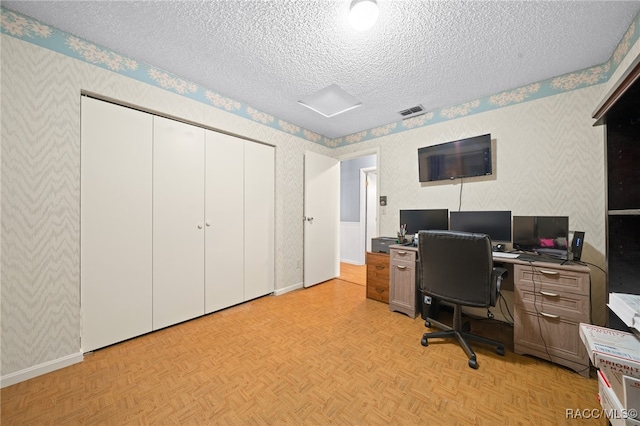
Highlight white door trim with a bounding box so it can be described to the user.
[338,147,380,242]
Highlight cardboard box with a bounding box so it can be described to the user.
[599,370,640,426]
[579,323,640,365]
[600,370,625,426]
[608,293,640,331]
[596,351,640,409]
[624,375,640,416]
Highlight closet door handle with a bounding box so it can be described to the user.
[197,224,203,229]
[205,222,211,227]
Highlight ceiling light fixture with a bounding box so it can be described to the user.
[348,0,379,31]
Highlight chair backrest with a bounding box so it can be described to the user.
[418,230,494,307]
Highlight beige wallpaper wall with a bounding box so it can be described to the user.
[0,35,331,377]
[333,85,609,325]
[336,87,606,252]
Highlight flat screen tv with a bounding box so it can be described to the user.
[418,134,492,182]
[400,209,449,235]
[513,216,569,256]
[449,210,512,242]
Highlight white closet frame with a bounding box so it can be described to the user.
[81,96,274,351]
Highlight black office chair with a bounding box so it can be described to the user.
[418,230,507,369]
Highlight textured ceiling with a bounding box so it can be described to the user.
[3,0,640,139]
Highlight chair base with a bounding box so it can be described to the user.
[420,304,505,369]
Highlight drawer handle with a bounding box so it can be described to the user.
[396,265,407,270]
[539,269,559,276]
[376,288,384,293]
[375,266,385,270]
[540,312,560,319]
[397,251,407,255]
[539,291,559,297]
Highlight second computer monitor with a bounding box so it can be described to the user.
[512,215,569,252]
[449,210,512,242]
[399,209,449,235]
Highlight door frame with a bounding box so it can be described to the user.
[361,167,377,254]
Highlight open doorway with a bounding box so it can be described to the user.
[338,150,378,270]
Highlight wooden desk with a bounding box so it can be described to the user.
[505,257,591,377]
[387,244,592,376]
[388,246,419,318]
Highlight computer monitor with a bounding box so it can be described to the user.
[399,209,449,235]
[449,210,512,242]
[513,216,569,254]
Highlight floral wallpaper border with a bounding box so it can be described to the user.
[2,7,639,148]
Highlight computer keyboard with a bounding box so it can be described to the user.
[517,253,567,264]
[492,252,520,259]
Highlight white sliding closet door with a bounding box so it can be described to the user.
[81,97,153,352]
[153,117,205,330]
[205,131,244,313]
[244,142,275,300]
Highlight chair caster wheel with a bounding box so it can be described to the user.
[424,320,431,328]
[468,359,478,369]
[421,337,428,347]
[497,346,505,356]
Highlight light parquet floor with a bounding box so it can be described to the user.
[2,278,604,425]
[339,262,366,286]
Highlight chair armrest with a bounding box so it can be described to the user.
[490,267,508,306]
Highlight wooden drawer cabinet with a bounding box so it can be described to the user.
[516,264,590,295]
[366,252,389,303]
[389,246,419,318]
[513,262,591,377]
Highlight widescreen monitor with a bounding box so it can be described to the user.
[513,216,569,253]
[399,209,449,235]
[418,134,492,182]
[449,210,512,242]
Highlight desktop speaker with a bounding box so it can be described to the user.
[571,231,585,261]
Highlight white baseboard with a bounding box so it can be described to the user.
[273,282,303,295]
[1,352,83,388]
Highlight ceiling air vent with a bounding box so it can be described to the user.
[398,104,424,117]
